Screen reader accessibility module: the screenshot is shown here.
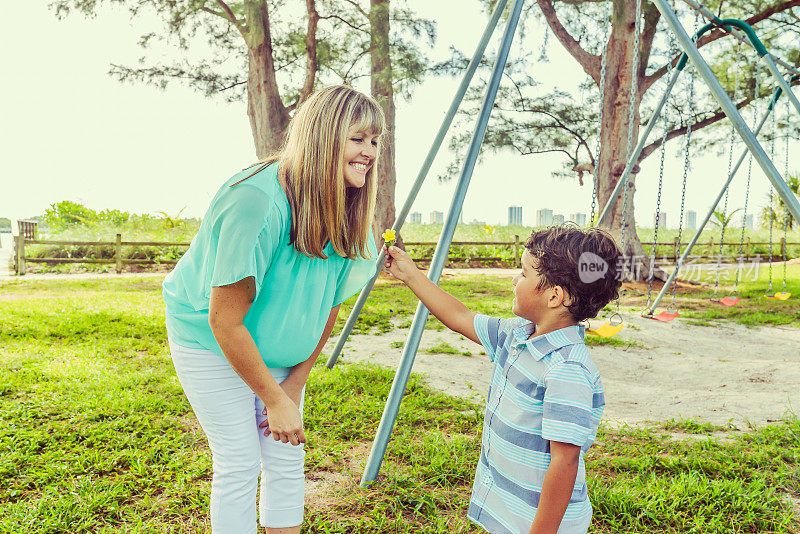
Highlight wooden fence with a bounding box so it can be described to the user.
[11,234,796,275]
[12,234,190,275]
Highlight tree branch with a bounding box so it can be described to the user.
[217,80,247,92]
[342,0,369,18]
[300,0,319,103]
[537,0,601,82]
[342,47,371,81]
[514,147,576,161]
[319,14,369,34]
[209,0,245,36]
[638,96,755,161]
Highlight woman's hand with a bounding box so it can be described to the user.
[383,245,420,283]
[259,392,306,446]
[258,379,304,439]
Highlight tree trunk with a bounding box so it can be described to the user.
[596,0,661,281]
[370,0,398,246]
[244,0,291,159]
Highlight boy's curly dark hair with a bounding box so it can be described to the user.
[524,224,622,322]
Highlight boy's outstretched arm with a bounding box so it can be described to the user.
[383,246,479,344]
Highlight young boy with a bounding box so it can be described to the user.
[383,224,622,534]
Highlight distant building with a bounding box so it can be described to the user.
[745,214,754,230]
[685,210,697,231]
[569,213,587,226]
[508,206,522,226]
[409,212,422,224]
[536,208,553,227]
[430,211,444,224]
[654,211,667,229]
[553,214,565,225]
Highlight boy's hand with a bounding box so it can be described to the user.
[383,245,420,282]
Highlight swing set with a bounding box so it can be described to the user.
[325,0,800,485]
[590,11,800,331]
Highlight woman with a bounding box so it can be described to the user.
[162,85,384,533]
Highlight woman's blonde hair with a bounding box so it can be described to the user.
[235,85,384,260]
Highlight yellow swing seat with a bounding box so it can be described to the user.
[588,314,624,338]
[764,292,791,301]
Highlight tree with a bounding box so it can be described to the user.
[761,173,799,230]
[449,0,799,279]
[370,0,397,241]
[49,0,437,242]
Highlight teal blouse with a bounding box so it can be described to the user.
[162,162,377,368]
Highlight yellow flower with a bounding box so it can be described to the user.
[382,229,396,246]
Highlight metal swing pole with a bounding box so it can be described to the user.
[652,0,800,229]
[325,0,510,369]
[762,56,800,117]
[360,0,527,486]
[644,84,786,316]
[678,0,800,80]
[706,18,800,118]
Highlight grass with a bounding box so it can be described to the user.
[661,418,737,434]
[628,264,800,328]
[1,278,798,532]
[424,341,472,356]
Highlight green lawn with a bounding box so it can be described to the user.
[626,264,800,328]
[0,277,798,532]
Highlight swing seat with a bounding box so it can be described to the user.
[765,292,791,301]
[588,313,624,338]
[719,296,740,306]
[588,322,624,338]
[651,309,679,322]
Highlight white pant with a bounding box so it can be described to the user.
[169,339,305,533]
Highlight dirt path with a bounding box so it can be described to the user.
[329,312,800,429]
[4,268,798,428]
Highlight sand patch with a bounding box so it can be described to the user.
[328,312,800,429]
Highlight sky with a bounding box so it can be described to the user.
[1,1,797,234]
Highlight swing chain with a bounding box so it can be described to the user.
[732,75,759,293]
[645,21,677,311]
[612,0,643,319]
[781,98,791,290]
[646,99,668,309]
[713,42,742,296]
[618,0,643,281]
[590,0,611,226]
[766,107,777,294]
[671,143,690,307]
[672,58,695,308]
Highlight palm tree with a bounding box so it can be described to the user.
[710,208,743,230]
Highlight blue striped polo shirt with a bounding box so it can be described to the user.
[469,315,604,534]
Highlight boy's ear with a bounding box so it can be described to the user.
[548,286,572,308]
